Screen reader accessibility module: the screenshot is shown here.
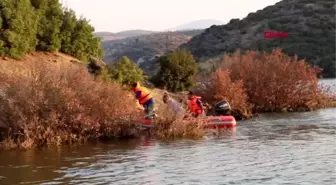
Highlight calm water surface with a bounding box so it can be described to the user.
[0,80,335,185]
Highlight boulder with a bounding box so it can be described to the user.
[87,56,107,75]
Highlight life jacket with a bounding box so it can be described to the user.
[188,96,203,115]
[133,83,152,105]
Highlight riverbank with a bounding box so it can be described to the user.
[0,54,205,150]
[0,51,335,150]
[0,107,335,185]
[195,50,336,116]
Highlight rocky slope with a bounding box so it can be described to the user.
[164,19,224,31]
[95,28,204,42]
[94,30,155,41]
[101,32,194,75]
[181,0,335,77]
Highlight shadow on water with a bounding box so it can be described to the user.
[0,107,335,185]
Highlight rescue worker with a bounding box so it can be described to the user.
[132,82,155,120]
[162,92,185,118]
[187,91,205,118]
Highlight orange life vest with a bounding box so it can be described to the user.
[188,96,203,114]
[133,84,152,105]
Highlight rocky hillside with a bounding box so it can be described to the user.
[94,30,155,41]
[181,0,336,77]
[101,32,194,74]
[175,29,204,37]
[164,19,224,31]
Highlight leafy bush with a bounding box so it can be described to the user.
[33,0,63,51]
[196,49,335,116]
[0,0,39,58]
[152,49,198,92]
[197,69,252,118]
[0,60,142,150]
[0,59,207,150]
[110,56,145,86]
[219,49,336,112]
[153,117,205,140]
[0,0,103,61]
[151,102,205,139]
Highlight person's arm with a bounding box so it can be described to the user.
[135,91,141,99]
[135,91,144,109]
[196,99,203,107]
[187,100,192,113]
[196,99,205,113]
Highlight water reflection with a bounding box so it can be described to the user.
[0,108,335,185]
[0,140,144,185]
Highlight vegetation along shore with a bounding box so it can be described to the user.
[0,0,335,150]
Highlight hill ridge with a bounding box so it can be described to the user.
[101,30,204,75]
[181,0,335,77]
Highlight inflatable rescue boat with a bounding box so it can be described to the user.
[139,100,237,129]
[205,116,236,128]
[141,118,153,128]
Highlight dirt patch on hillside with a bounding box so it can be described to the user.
[0,51,84,65]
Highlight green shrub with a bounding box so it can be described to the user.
[110,56,145,86]
[152,49,198,92]
[0,0,103,61]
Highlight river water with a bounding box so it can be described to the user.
[0,80,335,185]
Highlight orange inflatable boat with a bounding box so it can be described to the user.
[205,116,236,129]
[139,100,237,129]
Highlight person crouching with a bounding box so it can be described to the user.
[187,91,205,118]
[132,82,155,120]
[162,92,185,119]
